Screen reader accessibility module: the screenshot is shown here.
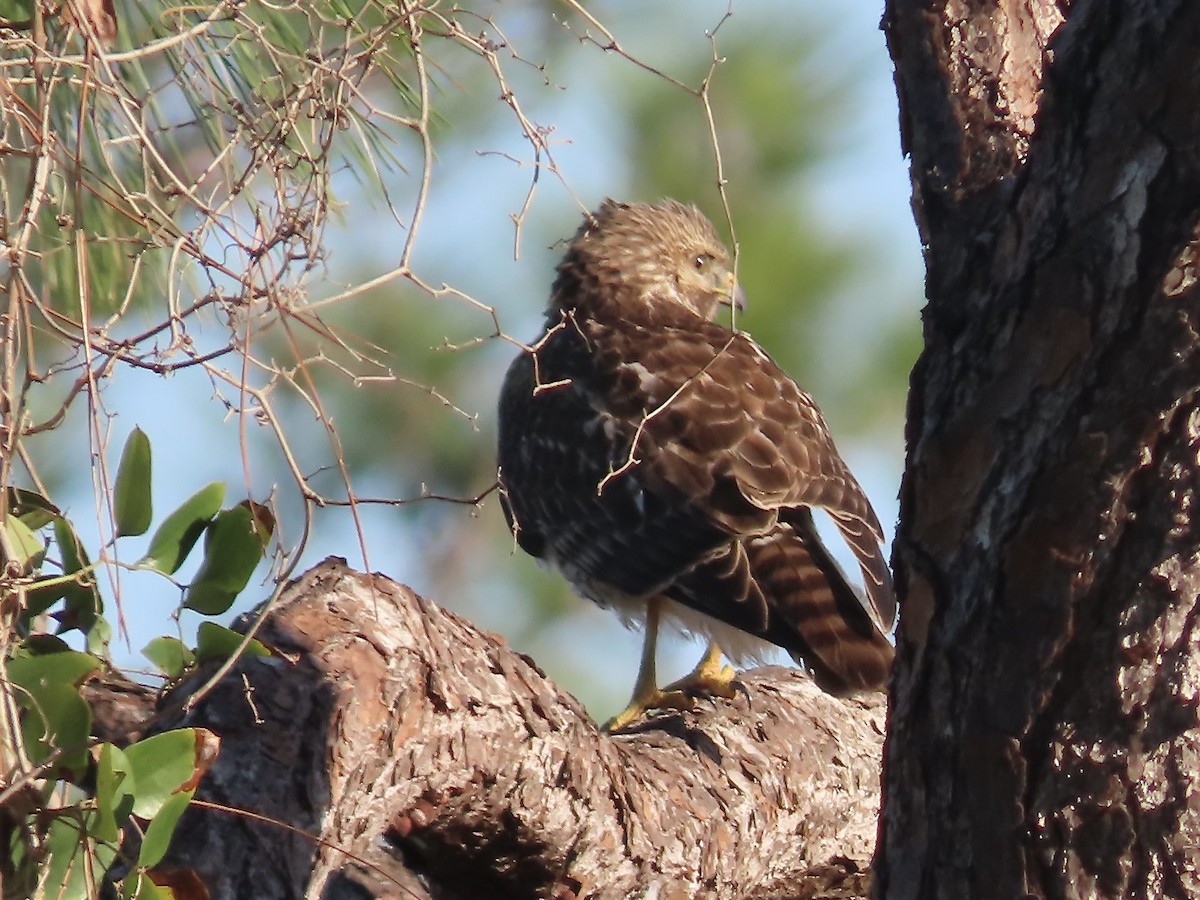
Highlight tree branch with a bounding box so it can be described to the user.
[125,557,885,899]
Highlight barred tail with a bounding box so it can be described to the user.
[745,509,894,693]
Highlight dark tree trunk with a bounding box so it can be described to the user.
[879,2,1200,899]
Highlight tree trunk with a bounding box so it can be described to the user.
[879,2,1200,898]
[116,558,886,899]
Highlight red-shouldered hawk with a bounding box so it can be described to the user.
[497,199,896,730]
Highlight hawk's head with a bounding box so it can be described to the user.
[549,199,742,324]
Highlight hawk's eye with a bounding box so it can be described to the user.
[693,254,713,271]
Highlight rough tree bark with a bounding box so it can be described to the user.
[114,559,886,899]
[880,2,1200,899]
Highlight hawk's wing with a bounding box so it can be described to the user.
[590,320,897,635]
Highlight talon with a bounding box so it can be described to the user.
[604,638,738,732]
[603,687,694,732]
[662,641,738,699]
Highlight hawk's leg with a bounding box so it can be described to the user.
[662,640,738,699]
[603,596,692,732]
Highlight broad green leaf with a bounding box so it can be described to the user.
[56,589,104,642]
[114,428,153,537]
[17,633,72,655]
[7,486,60,530]
[137,788,193,868]
[20,520,87,616]
[49,518,102,636]
[44,812,89,900]
[94,743,134,843]
[9,651,100,773]
[184,505,265,614]
[5,818,37,897]
[17,682,91,773]
[123,729,216,819]
[55,517,89,575]
[142,637,195,678]
[138,483,225,575]
[194,622,269,663]
[3,515,44,572]
[23,574,74,618]
[8,649,102,686]
[54,592,105,637]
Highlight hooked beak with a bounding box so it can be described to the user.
[720,273,746,311]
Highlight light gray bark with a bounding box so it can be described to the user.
[129,558,886,899]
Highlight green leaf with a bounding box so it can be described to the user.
[94,743,134,843]
[142,637,195,678]
[55,592,105,638]
[49,518,103,636]
[18,633,72,655]
[55,516,89,575]
[137,788,193,868]
[138,483,225,575]
[3,515,44,573]
[7,486,60,530]
[44,812,90,900]
[241,500,275,551]
[114,428,153,537]
[123,729,209,819]
[194,622,269,663]
[49,518,102,632]
[8,651,101,774]
[18,682,92,773]
[8,648,102,686]
[23,574,75,618]
[183,505,265,615]
[21,517,91,618]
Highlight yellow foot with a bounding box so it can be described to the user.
[603,642,738,732]
[602,687,694,733]
[662,641,738,699]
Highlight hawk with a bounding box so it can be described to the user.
[497,199,896,730]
